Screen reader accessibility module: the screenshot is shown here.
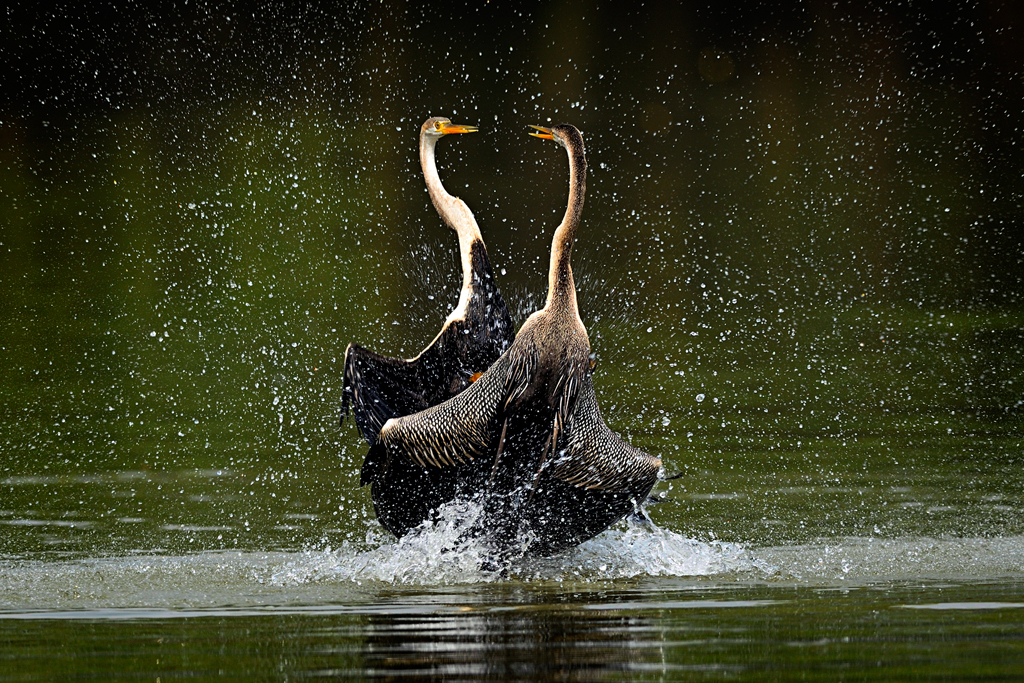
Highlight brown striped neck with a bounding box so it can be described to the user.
[545,125,587,313]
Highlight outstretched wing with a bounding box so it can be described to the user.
[342,242,514,448]
[341,343,428,446]
[549,377,662,495]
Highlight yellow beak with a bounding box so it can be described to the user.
[528,125,554,140]
[440,122,478,135]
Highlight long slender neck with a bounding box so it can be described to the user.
[420,131,483,296]
[545,135,587,311]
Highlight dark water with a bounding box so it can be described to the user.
[2,2,1023,680]
[3,579,1024,681]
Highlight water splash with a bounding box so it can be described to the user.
[272,499,761,586]
[4,535,1024,614]
[273,499,497,586]
[541,524,763,580]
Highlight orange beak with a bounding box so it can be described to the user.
[439,122,478,135]
[529,125,554,140]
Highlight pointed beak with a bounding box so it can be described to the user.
[439,122,478,135]
[528,125,554,140]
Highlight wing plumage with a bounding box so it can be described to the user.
[374,352,511,473]
[549,378,661,494]
[341,343,423,446]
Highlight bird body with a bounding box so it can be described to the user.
[341,117,513,538]
[370,124,662,559]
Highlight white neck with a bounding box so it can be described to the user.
[420,131,483,322]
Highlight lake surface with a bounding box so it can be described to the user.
[4,572,1024,681]
[3,439,1023,680]
[3,529,1024,680]
[2,2,1023,680]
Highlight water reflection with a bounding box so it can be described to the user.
[5,581,1024,680]
[360,606,659,681]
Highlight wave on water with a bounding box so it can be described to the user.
[755,535,1024,583]
[0,503,759,613]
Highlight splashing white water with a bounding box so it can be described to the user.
[544,524,765,580]
[273,499,496,586]
[271,498,762,586]
[4,535,1024,614]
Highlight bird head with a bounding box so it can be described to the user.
[422,117,478,138]
[529,124,583,153]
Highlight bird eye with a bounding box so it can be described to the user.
[434,121,443,130]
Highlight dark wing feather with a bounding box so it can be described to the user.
[342,343,426,445]
[342,242,513,449]
[502,342,537,410]
[466,240,514,357]
[550,355,588,440]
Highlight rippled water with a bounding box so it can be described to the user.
[5,577,1022,681]
[3,528,1024,680]
[3,461,1023,681]
[2,437,1023,679]
[4,472,1024,681]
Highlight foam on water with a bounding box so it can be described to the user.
[0,513,756,613]
[269,524,757,587]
